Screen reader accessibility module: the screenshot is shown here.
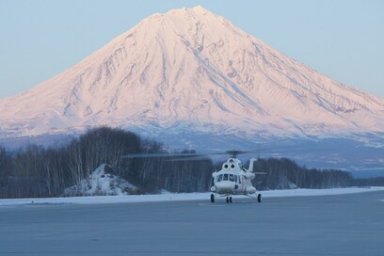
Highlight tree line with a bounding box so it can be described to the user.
[0,127,382,198]
[251,158,354,189]
[0,127,213,198]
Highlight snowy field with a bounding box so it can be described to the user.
[1,186,384,206]
[1,188,384,256]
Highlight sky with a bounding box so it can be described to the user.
[0,0,383,99]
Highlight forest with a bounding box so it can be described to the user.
[0,127,382,198]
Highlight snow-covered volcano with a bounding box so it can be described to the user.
[0,6,383,145]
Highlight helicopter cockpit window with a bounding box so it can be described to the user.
[238,175,241,184]
[223,174,228,181]
[217,174,223,182]
[229,174,235,182]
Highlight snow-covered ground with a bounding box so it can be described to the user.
[1,187,383,206]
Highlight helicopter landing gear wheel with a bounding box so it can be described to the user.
[210,194,215,203]
[229,197,232,203]
[257,193,262,203]
[226,197,233,204]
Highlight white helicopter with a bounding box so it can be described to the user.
[123,150,265,203]
[210,151,264,204]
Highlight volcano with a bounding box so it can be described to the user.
[0,6,383,171]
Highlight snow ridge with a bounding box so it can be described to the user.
[64,164,137,196]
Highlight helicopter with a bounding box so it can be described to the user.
[123,150,265,204]
[210,151,264,204]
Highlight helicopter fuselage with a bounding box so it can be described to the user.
[210,158,257,196]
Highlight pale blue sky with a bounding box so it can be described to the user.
[0,0,383,99]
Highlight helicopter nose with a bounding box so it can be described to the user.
[215,181,236,193]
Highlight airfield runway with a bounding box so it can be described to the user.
[0,191,383,256]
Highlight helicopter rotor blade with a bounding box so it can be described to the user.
[121,152,205,159]
[163,156,211,162]
[121,143,303,161]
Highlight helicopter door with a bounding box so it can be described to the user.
[239,175,244,191]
